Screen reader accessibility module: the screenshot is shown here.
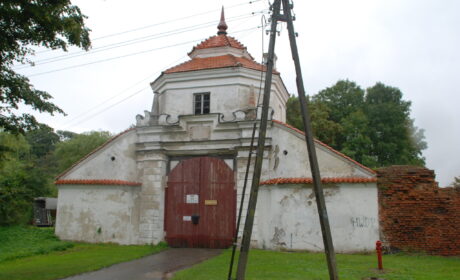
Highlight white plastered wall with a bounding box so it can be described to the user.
[264,123,373,180]
[55,185,141,244]
[152,68,289,123]
[251,122,378,252]
[61,130,138,181]
[55,130,142,244]
[256,183,379,252]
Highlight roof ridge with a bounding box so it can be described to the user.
[227,35,246,48]
[55,179,142,186]
[272,120,376,175]
[55,127,136,180]
[224,34,232,47]
[193,34,246,51]
[260,177,377,185]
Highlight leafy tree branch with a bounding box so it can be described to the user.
[0,0,91,133]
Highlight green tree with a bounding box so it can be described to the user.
[312,80,365,124]
[450,177,460,188]
[311,80,365,151]
[25,125,61,195]
[54,131,112,173]
[0,128,111,225]
[286,96,342,147]
[340,110,376,167]
[25,124,60,159]
[0,132,52,225]
[0,0,91,134]
[285,80,426,168]
[286,95,303,130]
[365,82,425,166]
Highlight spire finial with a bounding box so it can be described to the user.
[217,6,228,35]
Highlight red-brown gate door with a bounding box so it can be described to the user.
[165,157,235,248]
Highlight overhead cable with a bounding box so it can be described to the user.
[59,87,148,129]
[59,55,187,128]
[34,0,263,55]
[15,12,264,69]
[26,26,261,77]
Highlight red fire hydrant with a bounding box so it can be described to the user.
[376,240,383,270]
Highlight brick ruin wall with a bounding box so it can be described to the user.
[377,166,460,256]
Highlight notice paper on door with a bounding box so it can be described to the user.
[186,194,199,204]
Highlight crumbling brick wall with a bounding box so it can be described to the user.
[377,166,460,256]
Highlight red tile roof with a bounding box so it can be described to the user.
[55,128,135,180]
[260,177,377,185]
[194,35,246,50]
[55,179,141,186]
[272,120,376,175]
[164,54,276,74]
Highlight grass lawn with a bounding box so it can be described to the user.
[173,249,460,280]
[0,226,167,280]
[0,226,73,262]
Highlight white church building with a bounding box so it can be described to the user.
[55,11,378,252]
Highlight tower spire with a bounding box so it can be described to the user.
[217,6,228,35]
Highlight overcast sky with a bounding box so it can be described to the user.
[16,0,459,186]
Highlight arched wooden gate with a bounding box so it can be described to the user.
[165,157,235,248]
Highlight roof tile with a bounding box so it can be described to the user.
[164,54,277,74]
[55,179,142,186]
[260,177,377,185]
[194,35,246,50]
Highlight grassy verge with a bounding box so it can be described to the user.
[0,243,167,280]
[173,249,460,280]
[0,226,73,262]
[0,226,167,280]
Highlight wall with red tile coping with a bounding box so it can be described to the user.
[377,166,460,256]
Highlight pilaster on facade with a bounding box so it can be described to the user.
[235,148,271,245]
[137,151,167,244]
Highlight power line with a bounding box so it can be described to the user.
[15,12,264,69]
[27,39,202,77]
[34,0,263,55]
[58,81,150,128]
[26,26,261,77]
[91,0,263,41]
[58,55,188,128]
[54,25,262,129]
[59,87,149,130]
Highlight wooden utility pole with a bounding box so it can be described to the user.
[281,0,338,278]
[235,1,339,279]
[235,0,281,278]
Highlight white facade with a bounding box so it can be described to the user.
[55,18,378,252]
[151,58,289,123]
[56,114,378,251]
[56,184,141,245]
[257,183,378,252]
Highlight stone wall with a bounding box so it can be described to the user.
[377,166,460,256]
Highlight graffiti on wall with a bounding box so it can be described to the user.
[350,216,376,228]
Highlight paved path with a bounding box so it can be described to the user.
[63,248,222,280]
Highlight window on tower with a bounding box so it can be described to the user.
[194,92,210,115]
